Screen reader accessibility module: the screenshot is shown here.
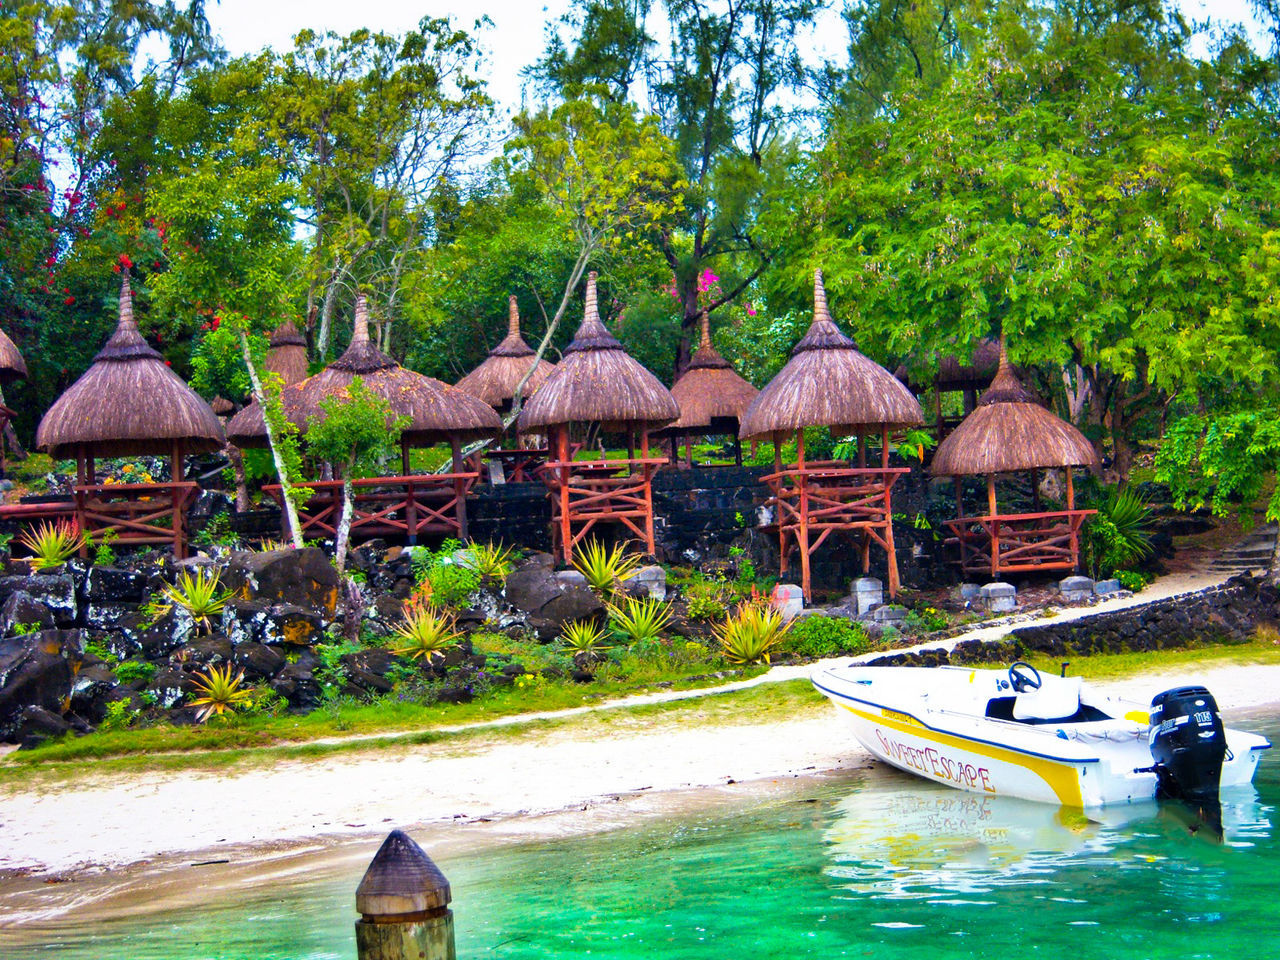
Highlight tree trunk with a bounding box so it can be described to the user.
[333,465,355,576]
[1269,532,1280,587]
[225,441,251,512]
[238,330,305,548]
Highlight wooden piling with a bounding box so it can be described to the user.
[355,830,455,960]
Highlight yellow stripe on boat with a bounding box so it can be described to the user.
[840,703,1086,807]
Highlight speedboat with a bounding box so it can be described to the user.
[812,661,1270,816]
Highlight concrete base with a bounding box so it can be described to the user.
[979,582,1016,613]
[633,565,667,600]
[852,577,883,615]
[1094,579,1122,596]
[770,583,805,621]
[1059,575,1094,603]
[958,582,982,601]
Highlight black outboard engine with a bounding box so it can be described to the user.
[1148,686,1227,832]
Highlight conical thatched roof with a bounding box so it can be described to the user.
[454,296,556,409]
[895,339,1001,392]
[36,277,225,458]
[517,272,679,433]
[0,326,27,385]
[663,311,758,433]
[738,270,923,440]
[931,347,1097,476]
[264,319,308,387]
[227,295,501,449]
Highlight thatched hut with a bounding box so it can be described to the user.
[0,326,28,385]
[517,271,679,560]
[896,339,1003,440]
[660,310,758,466]
[264,318,309,387]
[33,276,224,556]
[36,276,224,474]
[455,296,556,412]
[931,345,1097,578]
[738,269,925,600]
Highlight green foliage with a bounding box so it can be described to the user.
[390,607,462,661]
[714,601,792,665]
[18,520,86,570]
[1115,570,1151,592]
[685,583,730,622]
[1156,410,1280,524]
[412,540,482,609]
[190,665,253,723]
[161,568,233,633]
[559,619,611,652]
[903,606,949,634]
[10,622,41,637]
[99,699,140,733]
[239,687,289,719]
[91,529,118,566]
[194,512,243,549]
[190,323,265,403]
[573,539,642,593]
[466,542,517,580]
[83,640,119,667]
[608,596,674,645]
[728,545,757,589]
[314,639,362,694]
[783,616,871,659]
[113,660,156,686]
[1083,487,1154,580]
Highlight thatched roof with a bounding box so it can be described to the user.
[895,339,1001,392]
[454,295,556,409]
[228,294,501,449]
[662,310,758,434]
[264,319,308,387]
[931,347,1097,476]
[738,270,923,440]
[517,272,679,433]
[36,276,225,458]
[210,396,234,416]
[0,326,27,385]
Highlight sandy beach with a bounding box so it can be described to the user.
[1,657,1277,890]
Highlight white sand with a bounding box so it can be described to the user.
[0,659,1276,879]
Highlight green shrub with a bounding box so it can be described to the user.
[99,699,140,732]
[83,639,120,667]
[18,519,85,570]
[608,596,673,645]
[114,660,156,685]
[412,539,482,608]
[314,640,362,694]
[714,601,791,664]
[91,528,118,566]
[1114,569,1151,592]
[161,567,233,633]
[1083,487,1154,579]
[784,616,872,658]
[903,605,949,633]
[560,619,610,652]
[685,578,731,621]
[390,607,462,661]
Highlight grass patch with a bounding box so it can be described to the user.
[976,635,1280,682]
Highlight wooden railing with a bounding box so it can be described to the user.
[537,457,667,561]
[263,473,479,544]
[761,462,911,598]
[74,481,200,558]
[942,509,1095,577]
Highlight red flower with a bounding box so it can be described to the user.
[119,253,133,269]
[63,296,75,305]
[211,317,220,330]
[164,360,172,366]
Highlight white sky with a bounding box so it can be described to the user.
[199,0,1269,118]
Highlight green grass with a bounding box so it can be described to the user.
[976,635,1280,681]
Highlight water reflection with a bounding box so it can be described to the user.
[822,772,1271,901]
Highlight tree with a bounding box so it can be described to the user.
[305,377,407,575]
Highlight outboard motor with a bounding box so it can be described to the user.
[1148,686,1227,832]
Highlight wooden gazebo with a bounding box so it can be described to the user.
[896,339,1001,441]
[931,345,1097,578]
[739,269,924,600]
[660,310,758,467]
[455,295,556,412]
[230,295,501,543]
[517,271,679,562]
[33,276,224,556]
[0,322,29,466]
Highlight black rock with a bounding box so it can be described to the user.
[147,667,192,708]
[0,573,78,626]
[340,647,398,694]
[222,547,340,616]
[1,590,56,635]
[0,631,76,736]
[172,635,234,671]
[13,705,74,749]
[233,642,286,681]
[84,566,147,604]
[69,664,121,723]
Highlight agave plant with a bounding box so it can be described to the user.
[714,601,792,665]
[573,539,642,593]
[560,619,611,653]
[468,541,516,580]
[162,567,233,633]
[608,596,673,645]
[18,520,86,570]
[190,664,253,723]
[390,606,462,661]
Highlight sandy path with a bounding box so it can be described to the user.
[1,655,1277,879]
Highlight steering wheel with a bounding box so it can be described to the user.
[1008,661,1043,693]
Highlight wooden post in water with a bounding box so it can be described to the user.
[355,830,455,960]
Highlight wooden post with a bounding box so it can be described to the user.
[172,439,185,559]
[988,474,999,578]
[881,426,890,468]
[557,425,572,563]
[933,388,944,441]
[795,429,811,599]
[1031,467,1041,512]
[355,830,455,960]
[1067,467,1080,571]
[641,429,655,554]
[1066,468,1075,509]
[733,433,743,466]
[857,431,866,469]
[450,436,468,542]
[401,439,411,477]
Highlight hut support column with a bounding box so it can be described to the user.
[557,426,572,563]
[988,474,999,578]
[881,426,900,597]
[933,389,944,441]
[1031,467,1041,512]
[641,430,655,555]
[401,439,411,476]
[172,440,186,559]
[773,433,786,575]
[1067,468,1080,571]
[796,430,811,601]
[451,437,468,542]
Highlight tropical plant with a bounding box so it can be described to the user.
[91,528,118,566]
[189,664,254,723]
[468,541,517,580]
[162,568,234,633]
[574,539,642,593]
[99,698,140,732]
[412,539,482,608]
[1084,487,1154,579]
[607,596,673,645]
[390,607,462,661]
[784,616,872,659]
[18,520,86,570]
[559,619,611,653]
[714,601,792,665]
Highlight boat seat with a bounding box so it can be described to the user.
[1012,677,1082,720]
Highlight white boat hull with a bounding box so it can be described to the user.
[813,664,1269,808]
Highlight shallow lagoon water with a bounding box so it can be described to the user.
[3,712,1277,960]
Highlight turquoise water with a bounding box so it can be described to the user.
[3,712,1277,960]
